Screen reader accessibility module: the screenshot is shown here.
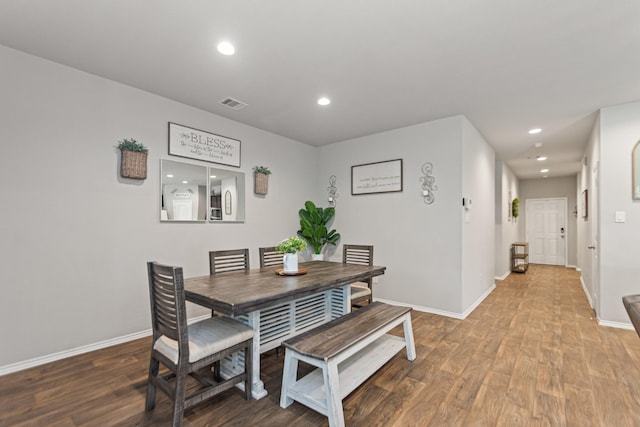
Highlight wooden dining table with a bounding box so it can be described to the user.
[183,260,386,399]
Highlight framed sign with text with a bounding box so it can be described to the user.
[351,158,403,195]
[168,122,241,167]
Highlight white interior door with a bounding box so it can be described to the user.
[526,198,567,265]
[590,163,600,314]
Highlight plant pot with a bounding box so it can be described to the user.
[255,172,269,195]
[120,150,147,180]
[283,253,299,273]
[311,254,324,261]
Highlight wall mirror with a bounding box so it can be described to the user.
[160,159,245,222]
[209,168,245,222]
[161,160,208,221]
[633,140,640,200]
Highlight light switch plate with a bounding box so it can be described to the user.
[615,211,626,223]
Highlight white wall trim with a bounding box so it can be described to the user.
[375,297,467,319]
[598,319,635,330]
[0,314,210,376]
[566,264,577,269]
[375,283,496,320]
[495,271,510,281]
[580,275,594,308]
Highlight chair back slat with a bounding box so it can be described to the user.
[209,249,250,274]
[343,244,374,266]
[259,246,282,268]
[147,262,188,356]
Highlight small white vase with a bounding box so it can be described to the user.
[283,253,299,273]
[311,253,324,261]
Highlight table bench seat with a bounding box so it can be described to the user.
[280,302,416,427]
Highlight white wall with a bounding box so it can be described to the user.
[494,161,520,278]
[519,176,578,267]
[461,119,496,310]
[598,101,640,324]
[0,46,317,368]
[577,115,600,311]
[318,115,495,316]
[0,44,497,371]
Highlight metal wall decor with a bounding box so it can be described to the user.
[327,175,338,206]
[420,162,438,204]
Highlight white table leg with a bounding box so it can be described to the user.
[323,361,345,427]
[246,310,267,399]
[402,313,416,361]
[280,350,298,408]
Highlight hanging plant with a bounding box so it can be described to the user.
[117,138,148,180]
[512,198,520,218]
[253,166,271,195]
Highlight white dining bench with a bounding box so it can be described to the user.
[279,302,416,427]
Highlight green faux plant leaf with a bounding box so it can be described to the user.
[117,138,148,153]
[297,200,340,254]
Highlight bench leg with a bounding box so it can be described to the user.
[402,313,416,361]
[323,361,345,427]
[280,350,298,408]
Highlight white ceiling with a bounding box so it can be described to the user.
[2,1,640,179]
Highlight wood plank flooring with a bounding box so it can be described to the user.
[3,264,640,426]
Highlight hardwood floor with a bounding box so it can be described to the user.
[3,264,640,426]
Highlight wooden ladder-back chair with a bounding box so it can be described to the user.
[343,244,374,307]
[259,246,282,268]
[209,248,250,274]
[145,262,254,427]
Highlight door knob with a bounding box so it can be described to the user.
[588,245,596,249]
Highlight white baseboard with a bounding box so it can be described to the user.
[376,282,496,321]
[599,319,635,330]
[495,271,510,281]
[0,314,210,377]
[580,275,594,308]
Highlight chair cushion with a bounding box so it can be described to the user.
[154,316,254,364]
[350,282,372,300]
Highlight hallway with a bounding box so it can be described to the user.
[2,265,640,426]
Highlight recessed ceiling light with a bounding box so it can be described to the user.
[166,174,174,178]
[536,156,547,161]
[210,175,216,179]
[529,128,542,134]
[217,41,235,56]
[182,180,189,184]
[317,97,331,106]
[540,168,549,173]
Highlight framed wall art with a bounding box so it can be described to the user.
[168,122,241,167]
[351,159,403,195]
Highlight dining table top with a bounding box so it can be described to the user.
[184,260,386,316]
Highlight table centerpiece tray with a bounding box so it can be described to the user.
[275,268,308,276]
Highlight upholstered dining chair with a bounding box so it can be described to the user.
[343,244,374,307]
[623,294,640,337]
[145,262,254,427]
[259,246,282,268]
[209,248,250,274]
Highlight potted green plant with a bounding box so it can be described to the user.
[275,236,306,272]
[297,200,341,260]
[253,166,271,195]
[117,138,148,180]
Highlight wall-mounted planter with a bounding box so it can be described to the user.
[254,172,269,195]
[120,150,148,180]
[118,138,148,180]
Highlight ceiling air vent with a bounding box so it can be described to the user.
[219,97,248,110]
